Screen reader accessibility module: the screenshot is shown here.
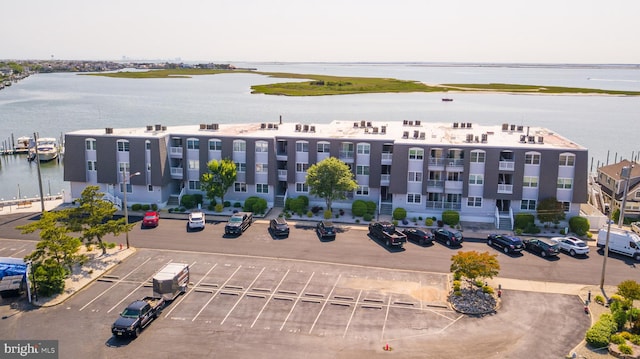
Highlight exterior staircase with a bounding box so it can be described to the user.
[497,216,512,231]
[274,195,285,208]
[379,203,393,216]
[167,195,180,207]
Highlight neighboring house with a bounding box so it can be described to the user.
[63,120,588,229]
[596,159,640,220]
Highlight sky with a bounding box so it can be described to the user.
[3,0,640,64]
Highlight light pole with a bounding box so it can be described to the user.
[617,165,633,228]
[600,218,613,290]
[122,171,141,249]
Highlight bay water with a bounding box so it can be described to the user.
[1,63,639,201]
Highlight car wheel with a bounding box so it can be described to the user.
[503,246,509,254]
[133,327,140,338]
[487,239,492,246]
[446,239,451,247]
[634,253,640,262]
[569,249,576,257]
[385,239,390,247]
[541,251,547,257]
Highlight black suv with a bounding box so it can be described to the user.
[316,220,336,240]
[269,218,290,237]
[432,228,463,247]
[225,212,253,236]
[523,238,560,258]
[487,234,524,254]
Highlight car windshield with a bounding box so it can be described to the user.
[144,215,156,220]
[453,232,462,239]
[230,217,242,223]
[323,224,334,231]
[574,242,587,248]
[121,308,140,318]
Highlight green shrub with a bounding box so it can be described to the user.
[142,204,151,211]
[180,195,196,209]
[151,203,158,211]
[233,202,241,208]
[392,220,398,226]
[298,195,309,207]
[307,211,313,218]
[474,280,484,287]
[524,223,540,234]
[482,286,494,294]
[569,216,590,236]
[611,334,625,344]
[284,212,292,219]
[365,201,376,215]
[352,200,367,217]
[214,203,224,212]
[425,218,434,226]
[362,213,373,222]
[618,343,633,355]
[453,290,462,297]
[630,335,640,346]
[514,213,535,230]
[224,201,231,207]
[620,331,633,340]
[324,210,332,219]
[613,309,628,330]
[392,207,407,220]
[131,203,142,211]
[594,295,605,305]
[586,232,593,239]
[453,271,462,281]
[585,313,618,348]
[453,280,461,291]
[287,197,307,215]
[514,228,523,235]
[442,210,460,226]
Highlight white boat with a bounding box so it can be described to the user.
[14,136,33,153]
[29,137,59,162]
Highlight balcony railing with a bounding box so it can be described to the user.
[427,180,444,188]
[447,159,464,167]
[278,169,287,180]
[170,147,183,157]
[170,167,183,178]
[380,174,390,184]
[499,161,515,171]
[339,151,354,160]
[381,153,393,161]
[497,184,513,194]
[429,157,445,166]
[425,201,462,210]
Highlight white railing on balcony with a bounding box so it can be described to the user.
[447,159,464,167]
[380,174,390,183]
[339,151,354,160]
[497,184,513,194]
[429,157,445,166]
[170,147,183,156]
[278,169,287,180]
[427,180,444,188]
[381,153,393,161]
[170,167,183,178]
[499,161,515,171]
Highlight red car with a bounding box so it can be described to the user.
[142,211,160,228]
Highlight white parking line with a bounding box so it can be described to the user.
[251,269,290,328]
[220,267,266,325]
[79,257,151,312]
[381,294,391,341]
[107,260,178,313]
[192,265,242,322]
[308,274,342,334]
[164,262,218,318]
[279,272,315,331]
[343,289,363,338]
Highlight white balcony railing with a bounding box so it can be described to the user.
[278,169,288,180]
[170,167,183,178]
[170,147,183,157]
[499,161,515,171]
[380,174,390,184]
[497,184,513,194]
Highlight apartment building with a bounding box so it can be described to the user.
[596,159,640,219]
[63,120,588,228]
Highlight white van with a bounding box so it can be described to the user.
[597,228,640,261]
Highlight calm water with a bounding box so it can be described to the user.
[1,63,640,200]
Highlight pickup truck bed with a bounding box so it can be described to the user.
[112,296,165,338]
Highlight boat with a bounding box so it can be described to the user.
[14,136,33,154]
[29,137,59,162]
[442,98,453,102]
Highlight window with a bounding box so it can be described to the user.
[256,183,269,193]
[523,176,538,188]
[145,140,151,150]
[296,182,308,193]
[409,148,424,160]
[117,140,129,152]
[234,182,247,192]
[407,193,421,204]
[87,161,96,171]
[559,154,575,166]
[209,139,222,151]
[147,163,151,172]
[467,197,482,207]
[470,151,485,163]
[446,193,461,203]
[557,178,573,189]
[469,174,484,185]
[86,139,96,151]
[356,185,369,196]
[119,183,132,193]
[188,181,201,190]
[296,141,309,153]
[148,185,153,192]
[521,199,537,210]
[187,138,199,150]
[356,165,370,176]
[525,153,541,165]
[357,143,370,155]
[235,162,246,172]
[255,163,268,173]
[255,141,269,153]
[408,171,422,182]
[562,201,571,212]
[636,192,640,199]
[118,162,130,173]
[317,142,330,153]
[188,160,199,170]
[233,140,246,152]
[447,172,460,181]
[296,163,309,172]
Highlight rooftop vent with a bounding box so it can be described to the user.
[274,124,279,130]
[510,124,516,131]
[295,124,302,132]
[413,130,419,139]
[200,124,206,130]
[381,125,387,134]
[517,125,523,132]
[353,122,359,128]
[367,121,372,127]
[528,136,535,143]
[481,133,488,143]
[146,125,153,131]
[360,120,366,128]
[453,122,459,128]
[502,123,509,131]
[415,120,421,126]
[267,123,274,129]
[419,132,425,140]
[403,120,409,125]
[372,127,378,134]
[105,127,113,134]
[467,123,472,128]
[261,123,266,129]
[520,135,526,143]
[310,125,315,133]
[212,123,219,130]
[303,124,309,132]
[537,136,544,144]
[408,120,414,126]
[460,123,466,128]
[161,126,167,131]
[402,131,409,139]
[155,124,162,131]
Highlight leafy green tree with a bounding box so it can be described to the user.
[201,159,237,205]
[64,186,132,255]
[536,197,565,225]
[617,280,640,301]
[306,157,357,212]
[568,216,590,236]
[31,259,67,297]
[18,211,84,274]
[450,251,500,288]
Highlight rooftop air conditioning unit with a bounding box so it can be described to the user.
[155,124,162,131]
[146,125,153,131]
[402,131,409,139]
[200,124,207,130]
[415,120,421,126]
[502,123,509,131]
[453,122,459,128]
[105,127,113,134]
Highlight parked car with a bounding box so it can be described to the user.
[316,220,336,240]
[522,238,560,257]
[486,234,524,254]
[187,211,205,231]
[552,236,590,257]
[369,221,407,248]
[269,217,290,237]
[142,211,159,228]
[225,212,253,236]
[402,228,434,246]
[432,228,463,247]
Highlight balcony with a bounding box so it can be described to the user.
[445,180,463,192]
[170,146,183,158]
[278,169,288,181]
[381,152,393,164]
[429,157,445,168]
[380,174,390,185]
[339,151,354,161]
[446,158,464,168]
[499,160,515,171]
[170,167,183,179]
[426,180,444,191]
[497,184,513,194]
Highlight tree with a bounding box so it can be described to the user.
[201,159,237,205]
[64,186,132,255]
[306,157,357,212]
[536,197,565,225]
[450,251,500,287]
[617,280,640,301]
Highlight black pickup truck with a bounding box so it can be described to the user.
[111,296,165,338]
[368,221,407,248]
[225,212,253,236]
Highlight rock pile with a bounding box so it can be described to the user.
[449,287,498,315]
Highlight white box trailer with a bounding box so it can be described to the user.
[597,228,640,261]
[153,263,189,301]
